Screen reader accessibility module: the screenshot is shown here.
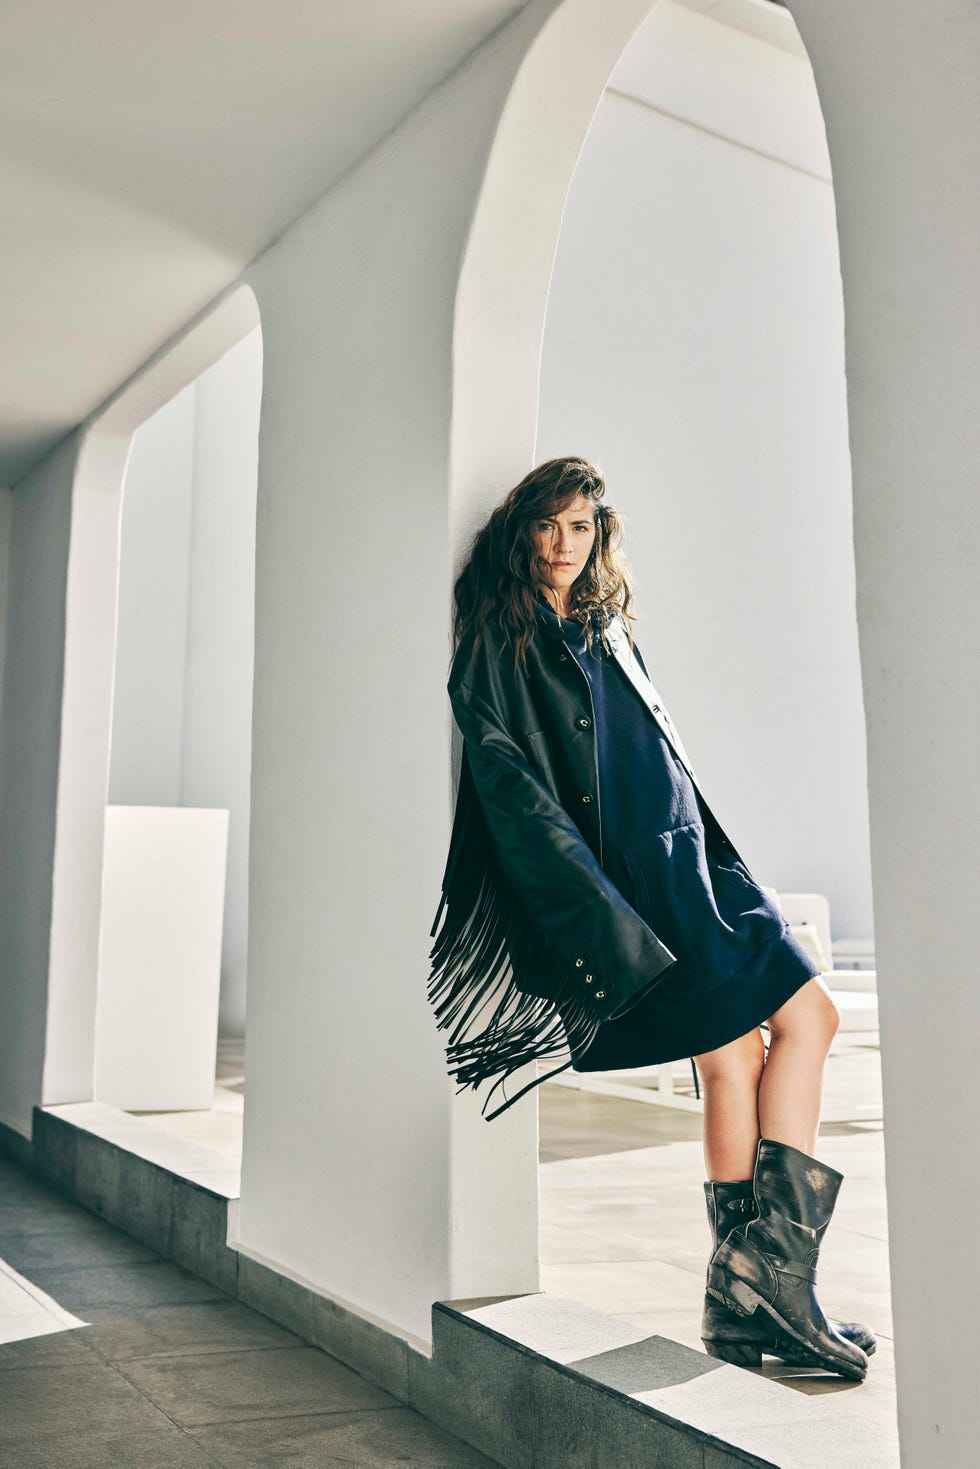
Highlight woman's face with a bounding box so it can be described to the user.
[531,493,597,601]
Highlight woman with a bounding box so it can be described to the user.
[427,456,875,1381]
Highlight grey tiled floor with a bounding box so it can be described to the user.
[0,1157,499,1469]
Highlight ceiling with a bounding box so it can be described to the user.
[0,1,525,486]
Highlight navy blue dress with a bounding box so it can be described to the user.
[535,597,821,1070]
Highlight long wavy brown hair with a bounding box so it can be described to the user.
[451,456,638,676]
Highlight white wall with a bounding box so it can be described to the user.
[182,330,262,1037]
[0,433,79,1134]
[109,329,261,1035]
[538,0,871,940]
[110,387,196,806]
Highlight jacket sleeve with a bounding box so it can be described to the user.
[450,678,677,1020]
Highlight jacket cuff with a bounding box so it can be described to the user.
[569,947,676,1020]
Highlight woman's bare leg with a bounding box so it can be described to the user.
[693,1027,766,1181]
[757,976,841,1156]
[694,976,841,1177]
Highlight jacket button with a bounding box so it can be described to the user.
[577,716,591,728]
[585,973,594,983]
[575,958,584,967]
[581,793,592,804]
[594,989,607,1000]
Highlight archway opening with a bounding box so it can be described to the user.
[46,285,262,1199]
[531,0,884,1373]
[448,0,889,1402]
[96,325,262,1165]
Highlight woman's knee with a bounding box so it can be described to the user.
[767,975,840,1047]
[694,1026,766,1086]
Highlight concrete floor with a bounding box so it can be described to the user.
[127,1028,898,1461]
[0,1155,500,1468]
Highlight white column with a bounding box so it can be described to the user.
[789,0,980,1459]
[236,0,662,1352]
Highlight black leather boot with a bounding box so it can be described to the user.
[701,1178,876,1368]
[706,1139,870,1381]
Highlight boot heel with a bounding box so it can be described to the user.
[727,1277,765,1315]
[702,1339,764,1367]
[705,1283,747,1316]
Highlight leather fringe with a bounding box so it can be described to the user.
[427,746,604,1120]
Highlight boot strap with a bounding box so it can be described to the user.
[776,1260,818,1285]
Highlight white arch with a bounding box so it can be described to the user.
[450,0,980,1456]
[450,0,658,540]
[43,283,262,1104]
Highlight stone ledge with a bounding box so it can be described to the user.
[416,1295,838,1468]
[36,1101,240,1196]
[28,1104,240,1295]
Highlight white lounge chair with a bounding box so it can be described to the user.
[769,889,878,1031]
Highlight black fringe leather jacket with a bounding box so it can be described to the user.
[427,598,747,1121]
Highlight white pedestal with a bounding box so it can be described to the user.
[95,805,230,1110]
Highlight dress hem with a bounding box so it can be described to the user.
[569,920,823,1073]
